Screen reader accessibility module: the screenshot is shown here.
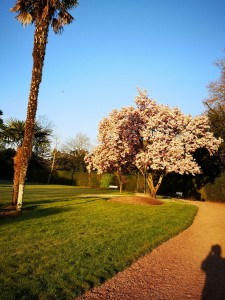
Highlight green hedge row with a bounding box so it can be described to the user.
[51,170,225,202]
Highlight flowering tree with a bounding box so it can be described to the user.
[135,90,222,197]
[85,106,143,192]
[87,89,222,198]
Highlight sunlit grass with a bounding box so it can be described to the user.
[0,183,197,299]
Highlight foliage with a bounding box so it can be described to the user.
[0,149,51,183]
[203,53,225,166]
[200,171,225,202]
[1,117,53,157]
[51,171,101,188]
[0,148,15,180]
[100,173,115,188]
[53,133,91,184]
[0,184,197,299]
[87,89,222,198]
[11,0,78,33]
[54,150,87,183]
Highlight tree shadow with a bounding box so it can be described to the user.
[0,206,72,224]
[201,244,225,300]
[0,197,102,223]
[26,197,101,206]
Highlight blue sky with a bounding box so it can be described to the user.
[1,0,225,146]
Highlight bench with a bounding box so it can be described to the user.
[108,185,118,189]
[175,192,183,198]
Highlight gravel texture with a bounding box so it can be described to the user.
[77,200,225,300]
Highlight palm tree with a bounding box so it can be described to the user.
[2,118,53,205]
[10,0,79,210]
[3,118,25,148]
[2,117,52,152]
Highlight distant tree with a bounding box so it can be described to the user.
[203,53,225,165]
[87,89,222,198]
[47,135,60,184]
[57,133,91,183]
[204,55,225,109]
[10,0,79,211]
[62,132,91,154]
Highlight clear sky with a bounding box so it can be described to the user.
[1,0,225,146]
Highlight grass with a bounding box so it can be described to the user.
[0,183,198,300]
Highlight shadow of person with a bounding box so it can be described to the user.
[201,245,225,300]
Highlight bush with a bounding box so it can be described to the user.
[100,173,115,188]
[74,172,100,187]
[200,172,225,202]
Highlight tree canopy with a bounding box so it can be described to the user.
[87,89,222,197]
[55,133,91,183]
[203,52,225,165]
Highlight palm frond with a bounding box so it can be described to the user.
[59,11,73,25]
[10,3,22,13]
[51,18,63,34]
[16,11,33,26]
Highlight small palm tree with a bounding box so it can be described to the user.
[3,118,25,148]
[11,0,79,210]
[2,117,52,205]
[2,117,52,151]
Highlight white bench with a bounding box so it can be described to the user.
[108,185,118,189]
[175,192,183,198]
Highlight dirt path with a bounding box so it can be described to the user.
[77,201,225,300]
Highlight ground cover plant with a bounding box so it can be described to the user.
[0,183,197,299]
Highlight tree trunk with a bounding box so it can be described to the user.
[114,170,125,193]
[47,149,57,184]
[16,17,50,211]
[12,147,22,205]
[119,183,123,193]
[136,171,139,192]
[146,172,164,198]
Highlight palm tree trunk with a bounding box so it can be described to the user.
[16,17,50,211]
[12,147,22,205]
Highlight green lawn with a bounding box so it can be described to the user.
[0,184,197,300]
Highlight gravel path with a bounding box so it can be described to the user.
[77,201,225,300]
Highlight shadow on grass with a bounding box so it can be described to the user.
[0,197,104,224]
[0,206,73,224]
[26,196,108,206]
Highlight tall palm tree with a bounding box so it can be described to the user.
[10,0,79,210]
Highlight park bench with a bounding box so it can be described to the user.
[108,185,118,189]
[175,192,183,198]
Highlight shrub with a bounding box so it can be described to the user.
[100,173,115,188]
